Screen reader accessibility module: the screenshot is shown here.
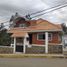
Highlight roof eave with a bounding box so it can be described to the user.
[28,29,63,33]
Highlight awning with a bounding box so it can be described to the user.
[11,32,28,37]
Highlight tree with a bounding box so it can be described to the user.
[61,23,67,34]
[0,23,4,31]
[0,29,11,46]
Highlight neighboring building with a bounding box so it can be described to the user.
[62,34,67,55]
[8,17,63,54]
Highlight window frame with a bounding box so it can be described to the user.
[37,33,52,41]
[48,33,52,41]
[37,33,45,41]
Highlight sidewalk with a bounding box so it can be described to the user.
[0,54,66,58]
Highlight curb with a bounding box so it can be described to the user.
[0,54,66,58]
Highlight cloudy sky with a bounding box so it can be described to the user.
[0,0,67,25]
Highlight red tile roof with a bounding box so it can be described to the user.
[11,32,27,37]
[8,19,62,37]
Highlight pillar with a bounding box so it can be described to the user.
[14,37,16,53]
[45,32,48,53]
[23,37,26,53]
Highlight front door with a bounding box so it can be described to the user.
[16,37,23,52]
[16,45,23,52]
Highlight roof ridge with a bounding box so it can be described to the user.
[38,19,61,29]
[48,22,62,29]
[29,19,62,29]
[42,20,60,28]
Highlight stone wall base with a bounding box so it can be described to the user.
[26,46,45,54]
[48,45,62,54]
[26,45,62,54]
[0,46,13,54]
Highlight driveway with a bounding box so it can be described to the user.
[0,58,67,67]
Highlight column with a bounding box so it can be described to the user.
[23,37,26,53]
[14,37,16,53]
[45,32,48,53]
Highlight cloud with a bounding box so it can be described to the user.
[0,0,67,25]
[41,0,67,6]
[0,0,48,20]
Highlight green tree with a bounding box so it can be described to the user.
[61,23,67,34]
[0,29,11,46]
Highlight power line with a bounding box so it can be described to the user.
[25,2,67,20]
[0,21,9,23]
[1,1,67,27]
[2,4,67,28]
[31,3,67,19]
[0,1,67,23]
[30,1,67,16]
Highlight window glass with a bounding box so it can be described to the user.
[38,34,45,40]
[19,23,26,27]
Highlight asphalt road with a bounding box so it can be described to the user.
[0,58,67,67]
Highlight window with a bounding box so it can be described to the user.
[19,23,27,28]
[48,33,52,41]
[64,39,67,47]
[37,33,52,41]
[37,33,45,40]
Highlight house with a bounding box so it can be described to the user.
[8,16,63,54]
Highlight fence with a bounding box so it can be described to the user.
[26,45,62,54]
[0,46,13,54]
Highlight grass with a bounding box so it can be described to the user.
[0,54,66,58]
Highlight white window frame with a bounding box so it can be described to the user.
[37,33,52,41]
[37,33,45,41]
[48,33,52,41]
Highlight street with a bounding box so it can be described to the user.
[0,58,67,67]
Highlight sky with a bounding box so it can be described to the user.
[0,0,67,25]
